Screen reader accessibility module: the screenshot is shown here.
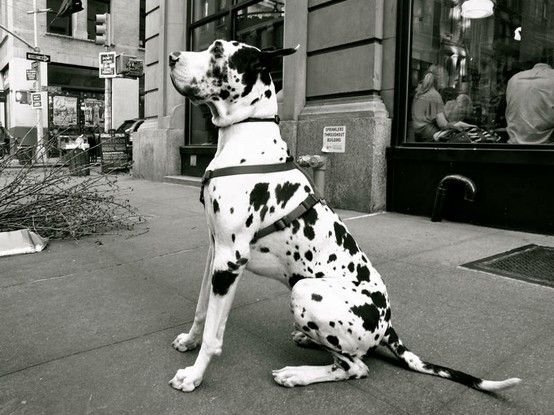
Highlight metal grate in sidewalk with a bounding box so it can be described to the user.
[462,244,554,287]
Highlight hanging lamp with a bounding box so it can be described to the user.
[461,0,494,19]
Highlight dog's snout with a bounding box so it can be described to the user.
[169,52,181,67]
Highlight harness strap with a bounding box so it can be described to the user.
[234,115,280,125]
[252,193,322,243]
[202,159,295,186]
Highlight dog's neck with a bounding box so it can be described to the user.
[208,121,289,170]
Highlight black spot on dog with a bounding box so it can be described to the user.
[227,261,239,271]
[289,273,305,288]
[250,97,259,105]
[269,206,275,214]
[350,303,380,332]
[315,272,325,278]
[275,182,300,208]
[385,326,398,343]
[327,254,337,263]
[293,252,300,261]
[246,214,253,227]
[302,208,318,240]
[291,220,300,234]
[356,264,371,285]
[370,291,387,309]
[228,46,261,97]
[210,41,224,58]
[250,183,270,211]
[260,205,269,221]
[384,308,391,321]
[240,158,246,163]
[337,359,351,371]
[260,247,270,253]
[302,325,310,332]
[311,293,322,302]
[304,250,313,261]
[327,335,341,349]
[334,222,359,255]
[347,262,355,272]
[235,250,241,260]
[231,234,235,242]
[213,199,220,213]
[307,322,319,330]
[329,321,335,327]
[212,270,238,295]
[304,185,311,192]
[265,90,272,98]
[219,89,230,100]
[230,207,234,214]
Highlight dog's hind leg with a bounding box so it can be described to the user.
[273,352,368,387]
[169,240,250,392]
[172,240,214,352]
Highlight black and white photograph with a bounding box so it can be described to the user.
[0,0,553,414]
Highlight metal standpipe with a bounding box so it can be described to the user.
[431,174,477,222]
[296,155,328,196]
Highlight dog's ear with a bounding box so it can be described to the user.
[259,45,300,59]
[254,45,299,71]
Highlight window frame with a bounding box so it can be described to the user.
[392,0,554,151]
[46,0,73,36]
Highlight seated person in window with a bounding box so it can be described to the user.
[444,94,472,123]
[506,61,554,144]
[411,65,474,142]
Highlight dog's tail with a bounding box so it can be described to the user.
[381,326,521,392]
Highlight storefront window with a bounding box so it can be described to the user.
[407,0,554,145]
[188,0,286,146]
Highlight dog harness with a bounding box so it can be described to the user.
[200,117,324,242]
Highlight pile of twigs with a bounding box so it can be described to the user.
[0,132,142,239]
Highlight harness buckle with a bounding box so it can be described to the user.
[273,218,288,230]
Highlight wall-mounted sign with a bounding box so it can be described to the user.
[116,54,144,78]
[26,52,50,62]
[26,70,38,81]
[322,126,346,153]
[99,52,117,78]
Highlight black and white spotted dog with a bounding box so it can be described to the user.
[167,39,521,393]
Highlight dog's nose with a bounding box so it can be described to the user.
[169,52,181,67]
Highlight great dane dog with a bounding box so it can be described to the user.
[167,39,521,393]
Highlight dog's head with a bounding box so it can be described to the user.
[169,39,297,127]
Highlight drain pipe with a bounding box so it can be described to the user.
[431,174,477,222]
[297,155,328,196]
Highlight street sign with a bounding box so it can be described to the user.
[99,52,117,78]
[26,52,51,62]
[26,70,38,81]
[30,92,46,109]
[31,61,39,69]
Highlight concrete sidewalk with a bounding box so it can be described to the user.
[1,176,552,415]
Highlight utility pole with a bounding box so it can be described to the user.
[95,13,113,133]
[27,0,51,162]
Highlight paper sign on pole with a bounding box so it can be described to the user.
[30,92,46,109]
[99,52,117,78]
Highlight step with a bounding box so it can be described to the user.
[163,175,202,187]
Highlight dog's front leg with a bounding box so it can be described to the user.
[169,242,249,392]
[172,239,214,352]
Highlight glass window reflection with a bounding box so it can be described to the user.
[408,0,554,145]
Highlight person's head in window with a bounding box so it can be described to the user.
[415,64,446,98]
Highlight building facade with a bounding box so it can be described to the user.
[0,0,144,148]
[134,0,554,234]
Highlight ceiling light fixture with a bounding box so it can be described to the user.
[461,0,494,19]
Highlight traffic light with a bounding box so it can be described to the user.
[95,13,111,46]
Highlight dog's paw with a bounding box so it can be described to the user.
[272,366,310,388]
[291,331,320,349]
[172,332,201,352]
[169,367,203,392]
